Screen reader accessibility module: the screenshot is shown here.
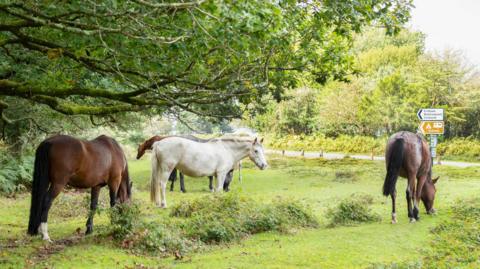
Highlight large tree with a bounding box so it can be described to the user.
[0,0,412,137]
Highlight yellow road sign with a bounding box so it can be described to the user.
[420,121,444,135]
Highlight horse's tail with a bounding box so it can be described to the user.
[123,163,132,199]
[383,138,404,196]
[28,141,52,235]
[150,153,160,204]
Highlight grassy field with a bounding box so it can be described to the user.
[1,154,480,268]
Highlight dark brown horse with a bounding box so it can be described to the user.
[28,135,132,241]
[383,131,439,223]
[137,135,233,192]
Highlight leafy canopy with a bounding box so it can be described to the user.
[0,0,412,124]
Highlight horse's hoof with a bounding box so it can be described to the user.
[427,208,437,215]
[42,236,52,243]
[409,218,416,223]
[85,228,92,235]
[391,219,397,224]
[161,203,167,209]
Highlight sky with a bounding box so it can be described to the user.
[409,0,480,67]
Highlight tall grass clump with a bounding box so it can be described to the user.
[327,194,381,227]
[109,194,318,256]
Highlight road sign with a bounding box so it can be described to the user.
[420,121,445,135]
[417,108,444,121]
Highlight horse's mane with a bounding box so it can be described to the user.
[210,136,254,143]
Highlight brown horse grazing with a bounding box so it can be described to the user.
[27,135,131,241]
[383,131,439,223]
[137,135,233,192]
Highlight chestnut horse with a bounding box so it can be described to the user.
[137,135,234,192]
[27,135,131,241]
[383,131,439,223]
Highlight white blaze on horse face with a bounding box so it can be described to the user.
[249,138,268,170]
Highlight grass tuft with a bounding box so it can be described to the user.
[327,194,381,227]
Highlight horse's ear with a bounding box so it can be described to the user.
[253,137,258,144]
[432,176,440,184]
[260,137,264,143]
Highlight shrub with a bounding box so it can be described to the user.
[327,194,381,227]
[109,202,142,240]
[0,154,34,195]
[110,194,318,256]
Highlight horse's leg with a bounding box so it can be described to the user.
[179,172,186,193]
[108,176,121,207]
[169,169,176,192]
[413,175,427,221]
[159,172,170,208]
[39,183,63,242]
[209,176,214,192]
[223,170,234,192]
[156,163,172,208]
[86,186,101,235]
[405,171,416,222]
[406,174,416,223]
[391,189,397,224]
[215,171,227,192]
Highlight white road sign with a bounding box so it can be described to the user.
[417,108,444,121]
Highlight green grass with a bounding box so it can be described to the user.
[1,154,479,268]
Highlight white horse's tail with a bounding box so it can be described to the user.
[150,153,160,204]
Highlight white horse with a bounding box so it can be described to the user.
[150,136,268,207]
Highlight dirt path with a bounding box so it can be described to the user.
[266,149,480,168]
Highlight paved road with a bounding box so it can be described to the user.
[266,149,480,168]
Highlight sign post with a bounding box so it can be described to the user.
[418,109,444,163]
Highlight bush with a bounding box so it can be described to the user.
[437,137,480,161]
[266,134,480,162]
[0,153,34,195]
[110,194,318,256]
[264,134,386,154]
[327,194,381,227]
[109,202,142,240]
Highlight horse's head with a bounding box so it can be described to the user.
[248,137,268,170]
[422,176,439,214]
[136,142,147,160]
[137,136,163,160]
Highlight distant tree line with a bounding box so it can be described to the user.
[246,29,480,139]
